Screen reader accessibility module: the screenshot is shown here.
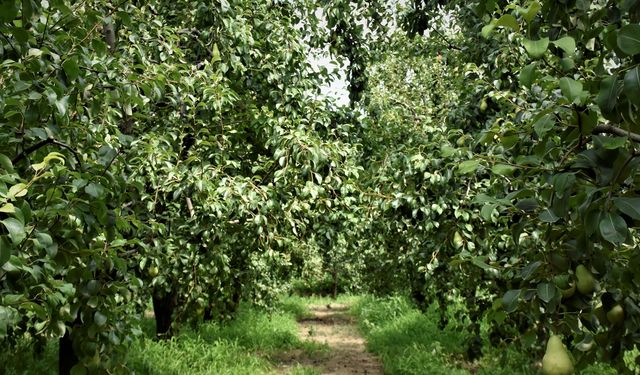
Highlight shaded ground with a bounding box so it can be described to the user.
[273,303,384,375]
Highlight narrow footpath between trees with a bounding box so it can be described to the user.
[274,303,384,375]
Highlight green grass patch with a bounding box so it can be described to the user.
[351,295,626,375]
[1,337,58,375]
[126,334,270,375]
[127,303,324,374]
[352,295,472,375]
[2,300,326,375]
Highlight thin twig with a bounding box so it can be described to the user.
[0,30,16,53]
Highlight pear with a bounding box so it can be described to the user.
[552,275,575,299]
[560,283,575,299]
[479,98,488,112]
[575,265,595,295]
[542,335,573,375]
[606,304,624,325]
[452,231,464,249]
[148,266,159,277]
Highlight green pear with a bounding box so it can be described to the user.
[148,266,159,277]
[607,304,624,325]
[552,275,575,298]
[452,231,464,249]
[479,98,488,112]
[575,265,595,295]
[560,283,575,299]
[542,335,573,375]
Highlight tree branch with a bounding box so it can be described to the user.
[12,138,83,170]
[430,28,461,51]
[592,124,640,143]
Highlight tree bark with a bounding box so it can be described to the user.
[58,325,79,375]
[152,288,177,338]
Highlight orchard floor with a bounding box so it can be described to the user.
[272,303,384,375]
[3,294,627,374]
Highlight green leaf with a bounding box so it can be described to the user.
[537,283,556,303]
[8,183,28,198]
[560,57,575,71]
[28,91,42,100]
[0,154,13,172]
[458,160,480,174]
[533,114,554,138]
[0,203,15,213]
[623,67,640,106]
[94,311,107,326]
[211,43,221,63]
[43,152,65,165]
[55,96,69,116]
[471,256,494,271]
[1,218,26,245]
[495,14,519,32]
[520,261,542,280]
[481,23,496,38]
[519,63,537,88]
[553,173,576,198]
[481,204,497,221]
[599,212,627,245]
[35,232,57,257]
[520,1,541,22]
[0,237,11,266]
[617,24,640,56]
[491,164,516,176]
[502,289,521,313]
[523,37,549,58]
[0,0,19,23]
[559,77,583,102]
[597,76,620,114]
[84,183,104,198]
[539,209,559,223]
[598,136,627,150]
[613,197,640,220]
[62,57,80,81]
[515,198,538,212]
[552,36,576,56]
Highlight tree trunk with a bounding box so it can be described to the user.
[203,304,214,321]
[331,267,338,299]
[152,287,177,338]
[58,327,79,375]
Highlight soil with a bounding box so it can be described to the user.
[273,303,384,375]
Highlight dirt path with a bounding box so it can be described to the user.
[274,303,384,375]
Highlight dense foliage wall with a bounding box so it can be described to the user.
[0,1,365,373]
[2,0,640,373]
[351,0,640,371]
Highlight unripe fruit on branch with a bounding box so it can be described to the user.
[479,98,488,112]
[542,335,573,375]
[575,265,595,295]
[607,304,624,325]
[148,266,159,277]
[452,231,464,249]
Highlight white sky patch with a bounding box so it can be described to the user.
[306,7,350,107]
[310,54,350,106]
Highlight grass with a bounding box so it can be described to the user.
[2,293,633,374]
[1,300,325,375]
[351,294,622,375]
[127,303,327,374]
[352,295,472,375]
